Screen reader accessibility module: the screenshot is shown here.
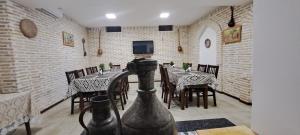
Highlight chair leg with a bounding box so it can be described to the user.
[185,91,189,108]
[180,91,185,110]
[79,95,84,111]
[161,86,164,99]
[196,92,200,107]
[71,96,75,114]
[168,90,172,109]
[189,90,193,102]
[122,93,127,104]
[120,95,124,110]
[164,89,169,103]
[213,90,217,106]
[203,88,208,109]
[25,122,31,135]
[125,90,128,99]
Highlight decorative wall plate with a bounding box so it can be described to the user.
[20,19,38,38]
[205,38,211,48]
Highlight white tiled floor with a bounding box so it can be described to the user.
[12,82,251,135]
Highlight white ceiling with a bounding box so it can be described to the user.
[13,0,250,27]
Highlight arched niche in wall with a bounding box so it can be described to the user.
[198,27,217,65]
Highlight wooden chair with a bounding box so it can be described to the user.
[67,69,97,114]
[92,66,98,73]
[86,67,93,75]
[206,65,219,106]
[162,67,176,109]
[111,65,121,69]
[207,65,219,78]
[76,69,85,78]
[123,76,129,99]
[159,64,167,102]
[190,65,219,108]
[66,70,80,114]
[113,78,127,110]
[111,65,121,72]
[163,63,170,66]
[66,70,77,84]
[197,64,207,72]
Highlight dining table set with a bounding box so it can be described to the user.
[67,70,123,97]
[164,66,218,109]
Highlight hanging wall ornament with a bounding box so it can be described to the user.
[228,6,236,27]
[97,28,103,56]
[20,19,38,38]
[82,38,87,56]
[177,28,183,53]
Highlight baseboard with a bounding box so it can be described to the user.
[216,91,252,105]
[40,98,66,114]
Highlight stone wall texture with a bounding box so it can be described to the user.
[0,0,17,94]
[188,3,253,103]
[0,0,253,113]
[87,26,189,81]
[0,0,89,112]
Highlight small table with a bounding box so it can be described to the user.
[0,91,31,135]
[66,71,122,111]
[167,67,218,109]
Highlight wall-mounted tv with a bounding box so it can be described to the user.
[132,40,154,54]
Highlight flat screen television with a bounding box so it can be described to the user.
[132,40,154,54]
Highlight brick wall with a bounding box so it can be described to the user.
[1,0,90,112]
[188,3,253,103]
[0,0,253,114]
[87,26,189,81]
[0,0,17,93]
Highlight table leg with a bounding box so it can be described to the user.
[189,90,193,102]
[180,91,185,110]
[79,95,84,111]
[25,122,31,135]
[185,90,189,108]
[203,87,208,109]
[197,92,200,107]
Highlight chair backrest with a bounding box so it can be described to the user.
[111,65,121,69]
[92,66,98,73]
[207,65,219,78]
[197,64,208,72]
[159,64,165,83]
[163,63,170,66]
[162,67,172,90]
[86,67,93,75]
[76,69,85,78]
[65,70,77,84]
[111,65,121,72]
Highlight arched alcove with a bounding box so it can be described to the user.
[198,27,217,65]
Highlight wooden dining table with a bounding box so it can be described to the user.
[166,67,218,109]
[66,71,122,97]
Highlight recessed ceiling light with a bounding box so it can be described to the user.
[106,13,116,19]
[160,12,170,19]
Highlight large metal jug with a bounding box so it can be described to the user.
[79,58,177,135]
[108,58,177,135]
[79,95,118,135]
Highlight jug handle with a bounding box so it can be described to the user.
[79,106,92,135]
[107,71,131,135]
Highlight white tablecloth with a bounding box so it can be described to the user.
[67,71,122,97]
[167,67,218,92]
[0,91,31,135]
